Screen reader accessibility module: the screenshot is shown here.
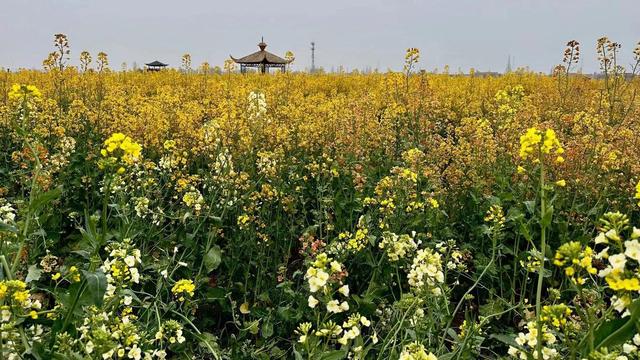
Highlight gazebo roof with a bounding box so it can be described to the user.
[146,61,168,67]
[231,39,292,65]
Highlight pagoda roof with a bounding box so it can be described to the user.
[146,61,168,67]
[231,40,293,65]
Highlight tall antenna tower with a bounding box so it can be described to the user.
[310,41,316,73]
[505,55,512,73]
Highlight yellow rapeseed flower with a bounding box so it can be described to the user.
[607,272,640,291]
[519,127,564,162]
[13,290,29,304]
[8,84,42,100]
[171,279,195,301]
[519,127,542,160]
[428,198,439,209]
[100,133,143,172]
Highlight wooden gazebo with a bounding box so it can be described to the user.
[145,61,168,72]
[230,38,293,74]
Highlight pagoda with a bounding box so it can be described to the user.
[230,38,293,74]
[145,61,168,72]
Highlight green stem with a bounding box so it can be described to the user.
[102,178,111,241]
[10,107,42,275]
[440,234,497,351]
[377,299,419,360]
[0,256,12,280]
[535,161,546,360]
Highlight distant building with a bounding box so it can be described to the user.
[145,61,168,71]
[230,38,293,74]
[473,71,502,78]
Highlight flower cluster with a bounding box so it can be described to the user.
[248,90,267,120]
[435,240,469,271]
[256,151,279,180]
[519,128,542,160]
[366,152,439,232]
[519,127,564,164]
[51,265,81,283]
[540,304,572,329]
[78,306,148,360]
[484,204,505,231]
[338,216,371,253]
[134,196,151,218]
[100,133,143,173]
[8,83,42,100]
[49,136,77,173]
[635,180,640,206]
[171,279,195,302]
[158,140,188,172]
[155,319,186,345]
[508,321,558,360]
[0,198,16,225]
[305,253,350,315]
[296,313,373,359]
[399,341,437,360]
[591,212,640,314]
[407,248,444,295]
[0,280,41,317]
[553,241,597,285]
[297,251,378,356]
[379,231,417,262]
[0,280,43,357]
[182,188,205,214]
[305,253,345,294]
[295,322,312,343]
[619,333,640,359]
[101,238,142,299]
[495,85,525,118]
[403,48,420,73]
[337,313,371,345]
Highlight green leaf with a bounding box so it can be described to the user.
[247,320,260,335]
[317,350,347,360]
[57,272,106,322]
[447,327,459,341]
[204,245,222,272]
[490,333,521,349]
[0,222,18,234]
[517,220,532,243]
[77,210,103,256]
[26,265,42,283]
[292,347,304,360]
[541,205,554,227]
[197,332,221,359]
[261,320,274,338]
[524,200,536,215]
[30,341,46,360]
[587,299,640,354]
[30,186,63,213]
[206,287,226,300]
[208,215,222,223]
[81,270,107,307]
[71,250,91,259]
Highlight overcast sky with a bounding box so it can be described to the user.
[1,0,638,73]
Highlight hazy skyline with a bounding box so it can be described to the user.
[1,0,638,73]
